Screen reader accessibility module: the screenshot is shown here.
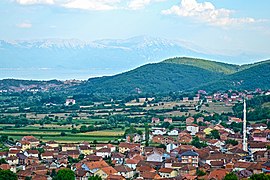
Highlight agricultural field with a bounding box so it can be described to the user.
[0,129,123,143]
[162,110,196,117]
[0,99,237,145]
[82,129,125,136]
[200,102,233,114]
[263,102,270,108]
[0,118,124,143]
[143,101,197,110]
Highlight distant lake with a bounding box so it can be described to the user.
[0,68,123,80]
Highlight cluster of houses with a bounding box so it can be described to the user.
[0,80,82,93]
[182,89,270,105]
[1,113,270,180]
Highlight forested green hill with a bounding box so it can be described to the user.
[73,57,270,95]
[76,63,224,94]
[1,57,269,97]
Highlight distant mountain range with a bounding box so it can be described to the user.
[1,57,270,97]
[0,36,268,80]
[72,57,270,96]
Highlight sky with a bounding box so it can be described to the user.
[0,0,270,58]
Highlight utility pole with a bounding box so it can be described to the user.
[243,98,248,152]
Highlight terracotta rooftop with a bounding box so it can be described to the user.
[140,171,160,179]
[159,167,174,173]
[84,160,109,169]
[100,166,117,175]
[107,174,126,180]
[208,169,228,180]
[114,165,132,173]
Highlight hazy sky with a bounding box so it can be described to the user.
[1,0,270,56]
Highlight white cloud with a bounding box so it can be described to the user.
[17,22,32,28]
[62,0,121,11]
[128,0,166,10]
[15,0,167,10]
[16,0,55,5]
[128,0,151,10]
[162,0,263,26]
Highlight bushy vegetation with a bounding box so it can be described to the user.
[74,62,223,96]
[233,95,270,121]
[200,63,270,92]
[0,169,17,180]
[71,58,270,97]
[53,168,75,180]
[164,57,241,74]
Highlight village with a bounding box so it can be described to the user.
[0,85,270,180]
[1,108,270,180]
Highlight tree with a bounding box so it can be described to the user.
[0,169,17,180]
[161,122,170,129]
[68,156,79,164]
[168,124,175,131]
[191,136,207,148]
[88,175,102,180]
[224,172,238,180]
[250,173,270,180]
[225,139,238,146]
[157,144,166,150]
[210,130,220,139]
[71,128,78,134]
[78,154,85,160]
[0,158,7,165]
[37,148,45,154]
[145,123,149,146]
[80,125,88,133]
[0,135,8,142]
[60,132,66,136]
[51,169,57,178]
[53,168,75,180]
[196,169,206,176]
[66,117,73,124]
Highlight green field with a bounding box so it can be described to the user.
[74,118,108,124]
[0,123,124,143]
[201,102,233,114]
[6,134,117,143]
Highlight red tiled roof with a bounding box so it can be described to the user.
[100,166,117,175]
[84,160,109,169]
[0,164,11,170]
[159,167,174,173]
[208,169,228,180]
[119,142,140,149]
[107,174,126,180]
[114,165,132,173]
[141,172,160,179]
[96,148,111,153]
[125,158,139,164]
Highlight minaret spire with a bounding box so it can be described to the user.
[243,98,248,152]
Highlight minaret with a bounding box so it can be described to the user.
[243,98,248,152]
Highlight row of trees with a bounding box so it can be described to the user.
[0,168,103,180]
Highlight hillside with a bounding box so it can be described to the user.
[199,62,270,92]
[1,57,269,96]
[163,57,270,74]
[72,57,270,96]
[0,36,268,80]
[75,63,224,95]
[163,57,240,74]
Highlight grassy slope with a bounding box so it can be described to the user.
[197,62,270,91]
[163,57,240,74]
[79,63,223,94]
[73,57,270,95]
[2,57,268,95]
